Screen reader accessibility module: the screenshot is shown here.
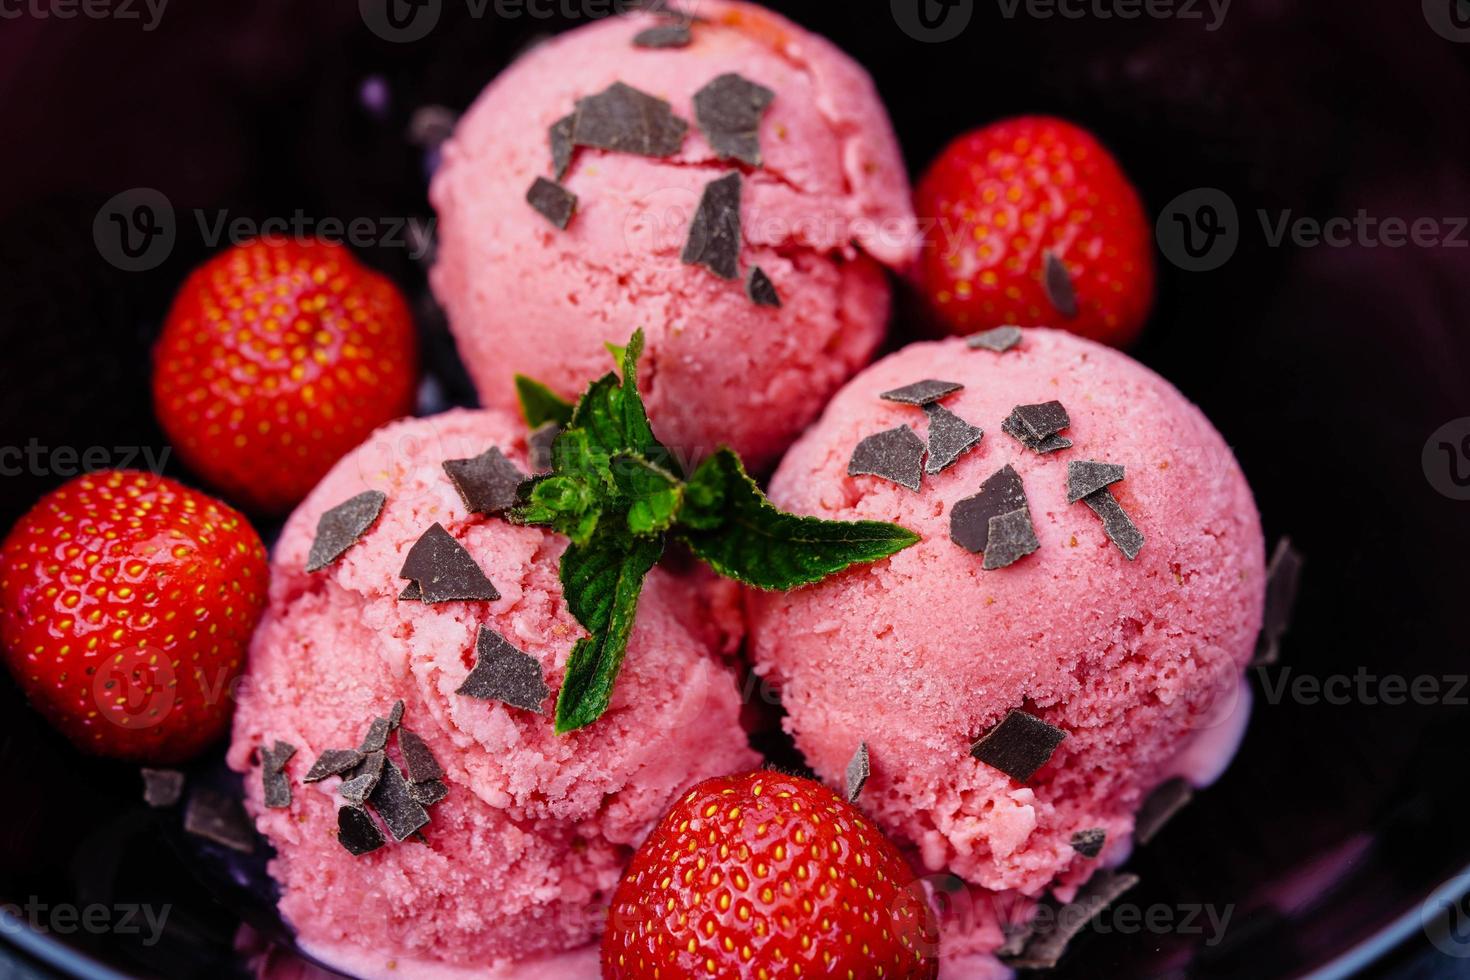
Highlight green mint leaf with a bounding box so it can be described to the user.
[515,375,574,428]
[554,526,663,733]
[678,448,920,590]
[514,475,601,545]
[569,330,681,476]
[611,454,684,537]
[605,340,628,365]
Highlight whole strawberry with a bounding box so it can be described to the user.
[152,237,418,515]
[0,470,269,762]
[603,770,937,979]
[914,115,1155,348]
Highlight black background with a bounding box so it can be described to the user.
[2,0,1469,976]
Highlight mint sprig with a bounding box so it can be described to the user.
[513,330,918,734]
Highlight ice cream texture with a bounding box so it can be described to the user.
[228,408,757,977]
[429,1,917,473]
[746,328,1265,959]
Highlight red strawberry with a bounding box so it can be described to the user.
[152,237,418,514]
[603,770,938,979]
[914,115,1155,347]
[0,470,269,763]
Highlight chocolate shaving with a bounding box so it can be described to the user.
[1252,537,1304,667]
[261,740,296,810]
[845,742,870,803]
[388,700,405,729]
[1003,402,1073,455]
[526,177,577,230]
[444,446,528,516]
[1070,828,1106,858]
[950,464,1028,555]
[549,114,575,180]
[879,379,963,407]
[969,709,1066,783]
[745,266,780,307]
[303,748,364,783]
[1134,777,1193,845]
[528,423,562,475]
[399,522,500,604]
[1042,249,1078,319]
[924,404,983,474]
[571,81,688,158]
[183,789,256,853]
[358,717,392,754]
[967,326,1023,353]
[1082,488,1144,560]
[410,779,449,806]
[306,491,386,572]
[633,22,691,47]
[141,768,184,808]
[337,805,385,856]
[1007,870,1140,969]
[456,626,551,714]
[847,425,925,492]
[1066,460,1126,504]
[692,72,775,166]
[340,750,386,804]
[983,508,1040,569]
[681,172,742,279]
[368,759,430,841]
[399,729,444,784]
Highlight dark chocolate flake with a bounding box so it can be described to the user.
[845,742,870,804]
[982,509,1040,570]
[632,22,691,47]
[1134,777,1193,845]
[1067,460,1126,504]
[337,805,385,856]
[549,114,575,180]
[526,177,577,230]
[443,446,527,514]
[692,72,775,167]
[261,740,296,772]
[399,729,444,784]
[409,779,450,806]
[399,522,500,604]
[303,748,364,783]
[358,717,392,754]
[340,751,386,804]
[456,626,551,714]
[368,759,431,841]
[306,491,386,572]
[260,740,297,809]
[388,699,405,729]
[528,423,562,475]
[950,464,1028,554]
[1042,249,1078,319]
[572,81,688,158]
[1252,537,1303,667]
[681,172,742,280]
[1070,828,1106,858]
[1013,400,1071,441]
[970,709,1067,783]
[967,325,1023,353]
[847,425,925,492]
[1007,870,1140,969]
[1083,488,1144,560]
[141,768,184,808]
[924,404,983,474]
[745,266,780,307]
[184,789,256,853]
[879,379,963,406]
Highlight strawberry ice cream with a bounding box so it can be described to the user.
[429,1,917,473]
[746,328,1265,965]
[227,408,757,978]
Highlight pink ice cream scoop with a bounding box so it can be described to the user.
[429,1,917,474]
[228,408,757,978]
[746,328,1265,967]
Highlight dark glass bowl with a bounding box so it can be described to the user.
[3,1,1469,976]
